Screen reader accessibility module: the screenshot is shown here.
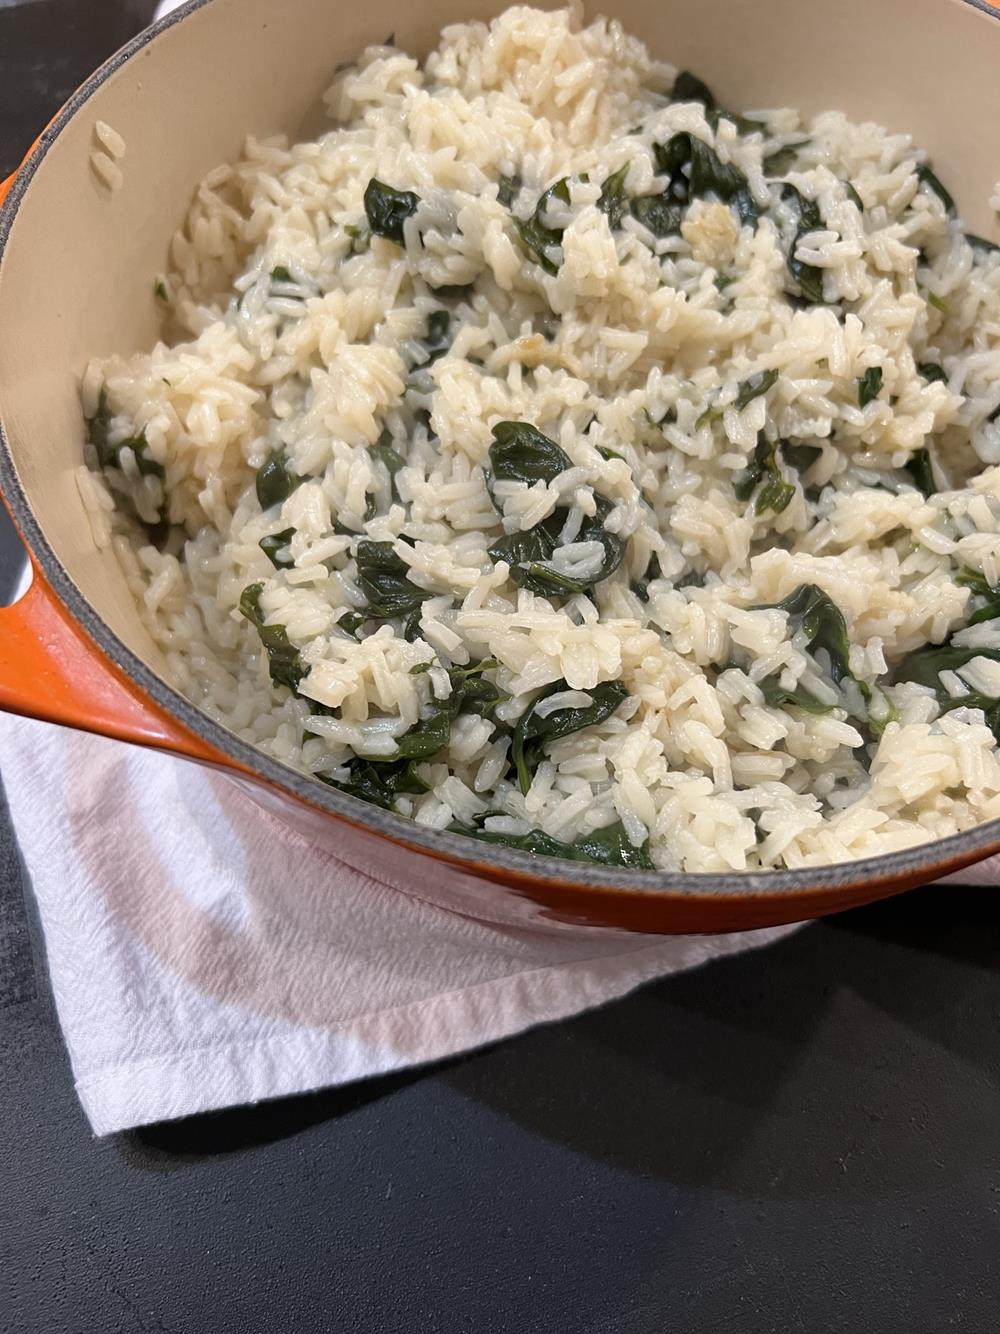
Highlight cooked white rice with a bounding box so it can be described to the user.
[82,4,1000,873]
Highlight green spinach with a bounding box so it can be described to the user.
[419,309,452,366]
[87,389,165,481]
[858,366,883,408]
[630,552,663,602]
[354,540,427,635]
[733,433,795,514]
[759,675,836,714]
[256,449,301,511]
[763,140,810,176]
[669,70,761,136]
[364,178,420,245]
[452,817,654,870]
[894,636,1000,740]
[488,497,625,597]
[597,163,631,230]
[781,441,822,475]
[369,429,406,503]
[698,368,777,428]
[239,582,305,692]
[903,448,937,496]
[511,679,629,794]
[498,173,522,208]
[259,528,296,570]
[780,184,826,304]
[488,421,573,487]
[755,583,896,733]
[324,757,429,810]
[629,193,682,237]
[957,569,1000,626]
[654,133,758,226]
[513,176,572,275]
[915,163,955,215]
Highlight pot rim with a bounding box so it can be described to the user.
[2,0,1000,901]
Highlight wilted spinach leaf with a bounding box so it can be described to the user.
[380,659,507,766]
[781,441,822,475]
[903,448,937,497]
[419,309,452,366]
[669,70,761,136]
[448,658,509,719]
[845,181,864,211]
[364,178,420,245]
[513,176,571,275]
[511,679,629,794]
[698,368,777,428]
[915,163,955,215]
[759,675,836,714]
[87,389,165,481]
[753,583,898,731]
[858,366,883,408]
[239,582,305,692]
[597,163,631,230]
[498,173,522,208]
[734,433,795,514]
[760,584,853,685]
[573,820,655,869]
[630,193,682,237]
[452,817,654,869]
[735,368,778,410]
[630,552,663,602]
[324,756,429,810]
[489,421,573,486]
[939,692,1000,742]
[355,540,427,633]
[781,184,826,304]
[671,71,716,108]
[490,497,625,597]
[369,429,406,503]
[259,528,296,570]
[957,569,1000,626]
[392,701,453,760]
[488,511,562,573]
[653,133,758,227]
[763,140,810,176]
[256,449,301,510]
[918,362,948,384]
[895,640,1000,695]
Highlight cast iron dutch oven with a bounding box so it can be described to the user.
[2,0,999,933]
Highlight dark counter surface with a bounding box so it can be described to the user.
[1,5,999,1331]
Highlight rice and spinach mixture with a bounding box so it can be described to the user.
[80,5,1000,873]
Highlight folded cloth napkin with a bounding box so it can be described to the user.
[1,712,807,1134]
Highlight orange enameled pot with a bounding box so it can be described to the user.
[2,0,1000,935]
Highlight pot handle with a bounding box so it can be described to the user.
[0,553,225,764]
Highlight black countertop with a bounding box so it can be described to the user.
[1,6,999,1331]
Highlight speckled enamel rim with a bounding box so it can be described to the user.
[2,0,1000,906]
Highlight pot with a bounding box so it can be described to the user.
[2,0,999,934]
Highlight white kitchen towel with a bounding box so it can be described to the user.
[1,711,808,1135]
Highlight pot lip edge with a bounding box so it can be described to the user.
[1,0,999,901]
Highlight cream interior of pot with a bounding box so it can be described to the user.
[0,0,998,677]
